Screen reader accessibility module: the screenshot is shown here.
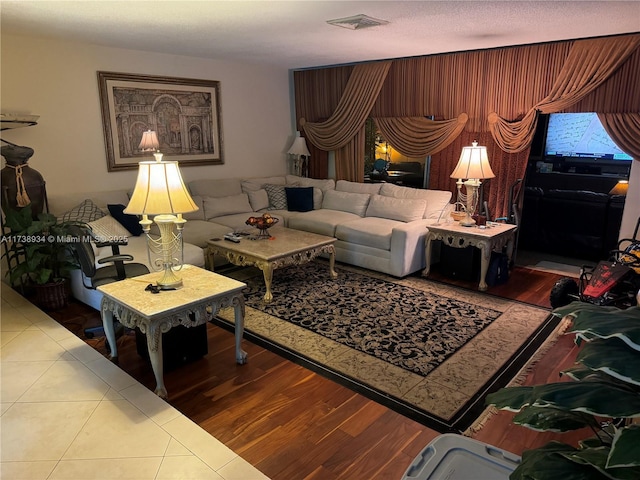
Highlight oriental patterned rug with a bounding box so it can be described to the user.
[215,261,560,433]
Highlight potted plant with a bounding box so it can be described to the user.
[2,204,80,310]
[486,300,640,480]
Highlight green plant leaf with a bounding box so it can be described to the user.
[513,406,598,432]
[608,424,640,468]
[488,382,640,418]
[577,339,640,386]
[512,441,609,480]
[560,446,640,480]
[553,302,640,351]
[485,386,534,411]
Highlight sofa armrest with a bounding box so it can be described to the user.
[389,219,431,276]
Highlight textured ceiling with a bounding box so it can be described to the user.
[1,1,639,69]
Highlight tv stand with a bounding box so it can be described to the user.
[525,171,626,194]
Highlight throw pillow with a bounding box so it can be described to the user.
[107,204,143,236]
[182,195,205,221]
[285,187,314,212]
[59,199,106,223]
[87,215,130,242]
[264,184,288,210]
[247,189,270,211]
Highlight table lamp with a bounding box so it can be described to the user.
[450,141,495,227]
[287,131,311,177]
[609,180,629,196]
[125,130,199,289]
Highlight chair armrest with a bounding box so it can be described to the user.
[97,254,133,265]
[95,239,129,248]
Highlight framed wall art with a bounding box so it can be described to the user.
[97,71,224,171]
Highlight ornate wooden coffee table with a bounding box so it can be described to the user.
[207,226,338,302]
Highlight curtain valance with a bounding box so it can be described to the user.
[372,113,468,158]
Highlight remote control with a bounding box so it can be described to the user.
[224,234,241,243]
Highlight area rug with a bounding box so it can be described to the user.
[215,261,559,433]
[530,260,581,278]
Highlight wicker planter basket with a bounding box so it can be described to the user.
[32,279,69,311]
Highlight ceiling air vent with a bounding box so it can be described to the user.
[327,14,389,30]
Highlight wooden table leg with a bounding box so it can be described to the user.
[422,235,434,277]
[328,246,338,278]
[233,296,248,365]
[100,302,119,360]
[146,323,167,399]
[478,240,491,291]
[261,264,274,303]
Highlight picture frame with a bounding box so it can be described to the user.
[97,71,224,171]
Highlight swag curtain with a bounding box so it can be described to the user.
[489,34,640,153]
[300,61,391,181]
[292,33,640,217]
[372,114,469,158]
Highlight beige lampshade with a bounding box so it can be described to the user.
[124,160,198,215]
[287,132,311,156]
[139,130,160,152]
[609,180,629,196]
[450,141,495,180]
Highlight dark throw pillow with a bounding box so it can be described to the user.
[285,187,314,212]
[107,204,143,236]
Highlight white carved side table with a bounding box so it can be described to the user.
[423,223,517,291]
[98,264,247,398]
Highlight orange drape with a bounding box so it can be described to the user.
[293,34,640,217]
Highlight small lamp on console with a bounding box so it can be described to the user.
[609,180,629,196]
[287,131,311,177]
[450,141,495,227]
[125,130,199,289]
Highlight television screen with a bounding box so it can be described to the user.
[544,112,633,161]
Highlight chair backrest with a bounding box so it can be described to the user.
[68,225,97,278]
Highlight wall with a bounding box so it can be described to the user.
[620,160,640,241]
[0,34,293,206]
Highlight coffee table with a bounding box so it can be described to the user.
[423,222,517,291]
[207,226,338,302]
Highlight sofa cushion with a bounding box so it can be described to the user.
[365,194,427,222]
[288,209,361,237]
[88,215,131,242]
[379,183,452,219]
[335,217,398,251]
[59,199,107,223]
[286,175,335,192]
[322,190,370,216]
[241,176,286,193]
[336,180,382,195]
[203,193,253,220]
[285,187,314,212]
[182,195,206,221]
[107,204,143,236]
[246,189,269,211]
[264,184,288,210]
[189,178,242,197]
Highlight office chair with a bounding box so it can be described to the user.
[68,225,149,339]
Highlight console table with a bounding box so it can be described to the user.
[98,264,247,398]
[423,223,517,291]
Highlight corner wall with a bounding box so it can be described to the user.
[1,34,293,203]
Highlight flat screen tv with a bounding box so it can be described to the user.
[544,112,633,161]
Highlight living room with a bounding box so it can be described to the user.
[2,2,640,479]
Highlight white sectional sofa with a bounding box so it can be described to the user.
[48,175,451,309]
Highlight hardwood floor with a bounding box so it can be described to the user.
[47,264,587,480]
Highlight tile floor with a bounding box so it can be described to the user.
[0,285,270,480]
